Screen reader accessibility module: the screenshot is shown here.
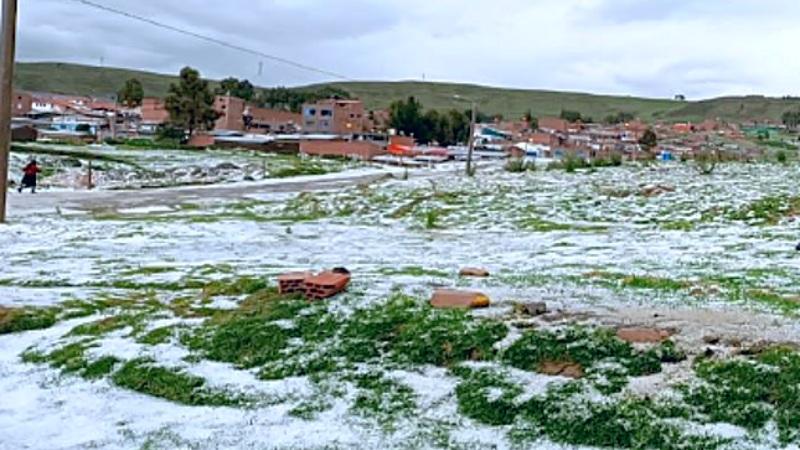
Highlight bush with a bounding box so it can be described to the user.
[504,158,535,173]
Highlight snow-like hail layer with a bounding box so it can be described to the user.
[3,161,800,449]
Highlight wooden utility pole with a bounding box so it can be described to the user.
[0,0,17,223]
[466,101,476,177]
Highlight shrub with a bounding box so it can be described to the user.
[504,158,535,173]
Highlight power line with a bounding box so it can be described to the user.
[72,0,353,81]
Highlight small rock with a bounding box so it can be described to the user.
[703,348,716,358]
[725,337,743,347]
[640,184,676,197]
[459,267,490,278]
[616,327,673,344]
[703,335,721,345]
[689,286,705,297]
[538,361,584,379]
[515,302,548,317]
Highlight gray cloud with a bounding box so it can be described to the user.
[12,0,800,98]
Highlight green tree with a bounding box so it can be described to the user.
[782,110,800,130]
[117,78,144,108]
[217,77,255,101]
[254,86,351,112]
[165,67,219,137]
[639,128,658,152]
[560,110,584,123]
[604,111,635,125]
[389,96,425,139]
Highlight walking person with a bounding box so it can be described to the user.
[18,159,41,194]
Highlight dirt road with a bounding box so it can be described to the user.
[5,169,398,217]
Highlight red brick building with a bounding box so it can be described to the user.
[11,91,32,116]
[299,139,385,160]
[141,98,170,125]
[301,99,365,134]
[538,117,569,133]
[215,95,301,133]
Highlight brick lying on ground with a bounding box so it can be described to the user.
[276,270,351,300]
[277,272,312,295]
[616,327,674,344]
[430,289,491,309]
[459,267,491,278]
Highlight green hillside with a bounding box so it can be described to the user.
[13,62,800,123]
[316,81,684,121]
[14,62,178,98]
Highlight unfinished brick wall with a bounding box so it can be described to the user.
[299,140,386,160]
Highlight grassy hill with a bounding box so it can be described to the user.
[14,62,178,98]
[13,62,800,123]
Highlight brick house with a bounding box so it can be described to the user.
[301,99,365,134]
[538,117,569,133]
[215,95,301,133]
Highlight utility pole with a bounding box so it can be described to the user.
[466,101,476,177]
[453,94,478,177]
[0,0,18,223]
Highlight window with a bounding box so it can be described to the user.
[320,109,332,117]
[305,108,317,117]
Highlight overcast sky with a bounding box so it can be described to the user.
[13,0,800,99]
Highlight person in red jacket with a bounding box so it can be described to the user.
[18,159,41,194]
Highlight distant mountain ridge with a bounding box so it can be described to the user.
[13,61,800,123]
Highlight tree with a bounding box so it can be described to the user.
[560,110,584,123]
[117,78,144,108]
[389,96,425,138]
[604,111,635,125]
[639,128,658,152]
[782,110,800,130]
[165,67,219,137]
[217,77,255,101]
[254,86,352,112]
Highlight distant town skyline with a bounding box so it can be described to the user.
[14,0,800,99]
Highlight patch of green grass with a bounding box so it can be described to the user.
[349,371,416,429]
[83,356,121,379]
[338,294,508,368]
[512,383,726,450]
[185,290,507,381]
[424,209,441,229]
[111,358,248,407]
[0,305,59,334]
[378,266,450,278]
[68,313,152,337]
[201,277,269,297]
[583,271,689,292]
[725,195,800,225]
[502,326,677,379]
[683,347,800,444]
[138,325,178,345]
[660,219,696,231]
[518,217,608,233]
[21,340,107,378]
[119,265,175,277]
[453,366,523,426]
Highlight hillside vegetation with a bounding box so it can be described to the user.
[14,62,800,123]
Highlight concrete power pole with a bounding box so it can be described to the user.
[0,0,18,223]
[466,101,476,177]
